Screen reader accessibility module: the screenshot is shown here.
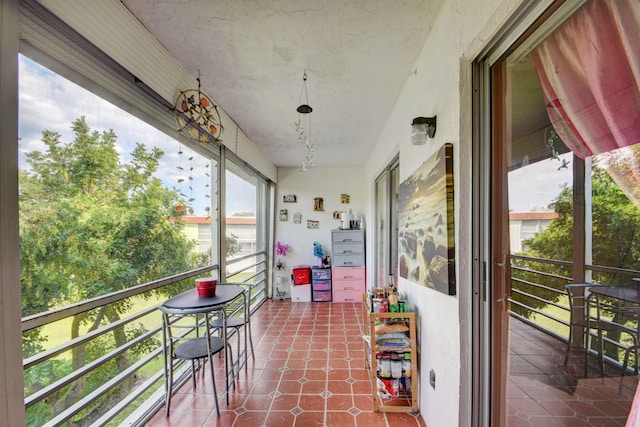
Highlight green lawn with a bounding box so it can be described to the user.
[30,271,257,355]
[35,293,165,353]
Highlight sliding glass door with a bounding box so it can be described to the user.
[475,1,640,424]
[374,157,399,288]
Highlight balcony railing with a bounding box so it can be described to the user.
[509,254,640,374]
[23,252,637,425]
[22,253,267,427]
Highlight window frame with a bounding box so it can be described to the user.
[374,155,400,288]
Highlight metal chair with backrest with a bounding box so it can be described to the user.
[159,305,232,417]
[611,296,640,391]
[621,342,640,391]
[565,283,639,378]
[209,282,256,374]
[622,279,640,384]
[590,287,640,381]
[565,284,599,374]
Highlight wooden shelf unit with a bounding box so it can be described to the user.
[362,294,419,413]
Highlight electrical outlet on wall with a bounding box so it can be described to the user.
[429,369,436,389]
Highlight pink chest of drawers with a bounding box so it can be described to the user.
[331,266,365,302]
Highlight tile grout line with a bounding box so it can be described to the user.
[251,301,288,425]
[295,303,310,424]
[296,302,313,425]
[324,304,331,427]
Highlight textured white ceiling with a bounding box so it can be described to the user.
[118,0,442,168]
[36,0,440,168]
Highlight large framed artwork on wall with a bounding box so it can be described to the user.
[398,143,455,295]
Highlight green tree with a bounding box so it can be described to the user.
[20,117,195,424]
[509,173,575,320]
[226,233,241,258]
[604,143,640,209]
[511,160,640,320]
[525,163,640,280]
[516,160,640,362]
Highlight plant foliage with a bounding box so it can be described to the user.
[19,117,196,424]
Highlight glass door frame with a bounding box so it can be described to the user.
[471,1,580,425]
[374,156,399,289]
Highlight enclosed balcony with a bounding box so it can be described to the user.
[21,231,432,425]
[4,1,640,426]
[21,256,640,425]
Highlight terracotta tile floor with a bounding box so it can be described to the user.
[508,317,639,426]
[146,300,426,427]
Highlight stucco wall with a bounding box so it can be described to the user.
[363,1,524,426]
[274,166,366,278]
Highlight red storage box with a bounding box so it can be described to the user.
[292,266,312,285]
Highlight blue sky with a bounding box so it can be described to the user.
[508,153,573,212]
[18,55,255,216]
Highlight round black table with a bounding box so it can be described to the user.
[161,284,245,407]
[587,285,640,378]
[163,285,244,310]
[589,285,640,305]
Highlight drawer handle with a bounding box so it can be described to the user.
[343,239,353,242]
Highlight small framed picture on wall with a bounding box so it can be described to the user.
[283,194,297,203]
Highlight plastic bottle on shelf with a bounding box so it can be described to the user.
[402,353,412,377]
[379,355,391,378]
[391,358,403,378]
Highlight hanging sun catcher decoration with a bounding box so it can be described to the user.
[174,72,223,143]
[296,71,314,172]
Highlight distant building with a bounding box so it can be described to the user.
[509,211,558,254]
[225,216,257,255]
[181,216,256,257]
[184,213,553,257]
